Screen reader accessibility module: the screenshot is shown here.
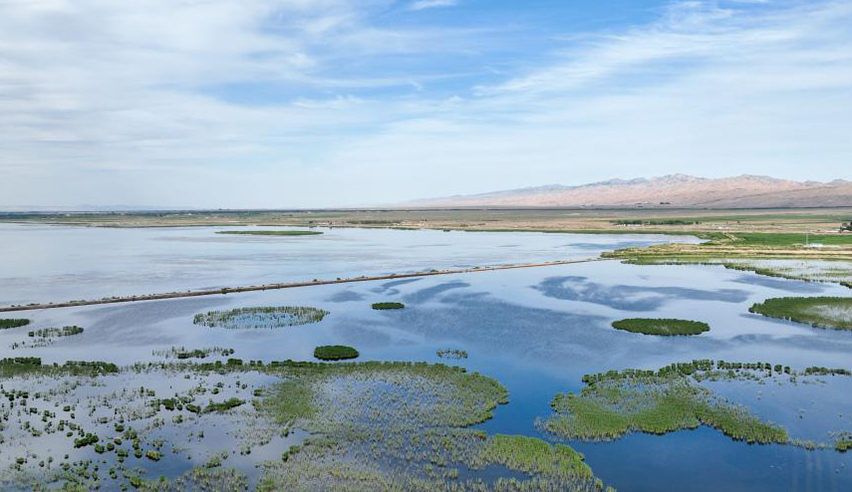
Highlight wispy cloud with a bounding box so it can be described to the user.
[410,0,458,11]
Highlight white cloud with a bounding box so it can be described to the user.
[1,0,851,207]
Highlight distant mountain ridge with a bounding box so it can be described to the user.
[401,174,852,208]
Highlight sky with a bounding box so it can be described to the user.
[1,0,851,208]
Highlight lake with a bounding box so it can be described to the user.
[1,224,850,491]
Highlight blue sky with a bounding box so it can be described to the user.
[1,0,851,208]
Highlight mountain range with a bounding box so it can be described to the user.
[400,174,852,209]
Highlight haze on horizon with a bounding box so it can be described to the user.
[2,0,851,209]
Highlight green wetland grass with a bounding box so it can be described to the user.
[437,349,468,359]
[152,346,236,360]
[313,345,359,361]
[611,318,710,336]
[372,302,405,310]
[28,325,84,338]
[837,434,852,452]
[749,297,852,330]
[1,358,610,491]
[10,326,86,350]
[216,230,323,236]
[481,435,597,483]
[257,360,608,491]
[193,306,329,329]
[0,319,30,330]
[0,357,118,377]
[539,359,852,447]
[723,233,852,247]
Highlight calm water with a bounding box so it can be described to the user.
[2,224,852,491]
[0,223,701,306]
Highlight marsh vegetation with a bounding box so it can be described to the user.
[152,346,236,360]
[0,358,611,491]
[313,345,359,361]
[27,326,84,338]
[258,360,607,491]
[611,318,710,336]
[542,359,852,447]
[749,297,852,330]
[372,302,405,310]
[0,319,30,330]
[193,306,329,329]
[10,326,85,350]
[437,349,468,359]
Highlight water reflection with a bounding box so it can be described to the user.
[533,275,751,310]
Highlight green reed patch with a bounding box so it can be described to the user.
[437,349,468,359]
[152,346,235,360]
[216,230,323,236]
[836,434,852,452]
[257,361,608,491]
[749,297,852,330]
[544,360,792,445]
[133,466,250,491]
[193,306,329,329]
[0,359,609,491]
[371,302,404,310]
[0,319,30,330]
[313,345,359,361]
[611,318,710,336]
[28,326,84,338]
[203,398,245,414]
[262,361,509,430]
[0,357,118,377]
[481,434,596,482]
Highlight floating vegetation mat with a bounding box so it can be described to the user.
[313,345,359,361]
[749,297,852,330]
[0,359,610,491]
[193,306,329,329]
[611,318,710,336]
[541,359,852,448]
[437,349,469,359]
[372,302,405,310]
[216,230,323,236]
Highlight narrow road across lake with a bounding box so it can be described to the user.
[0,257,609,313]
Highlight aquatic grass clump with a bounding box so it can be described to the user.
[544,361,790,446]
[749,297,852,331]
[836,435,852,452]
[481,434,595,481]
[313,345,359,361]
[611,318,710,336]
[193,306,329,329]
[256,361,611,490]
[0,319,30,329]
[152,346,235,360]
[0,357,118,377]
[28,325,84,338]
[203,398,245,414]
[371,302,404,310]
[216,230,322,236]
[437,349,468,359]
[262,361,509,431]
